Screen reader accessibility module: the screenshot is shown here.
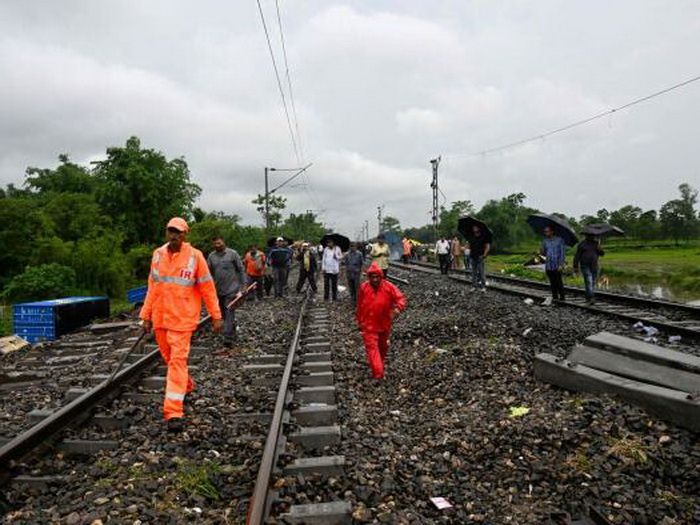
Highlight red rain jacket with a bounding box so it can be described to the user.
[356,263,406,333]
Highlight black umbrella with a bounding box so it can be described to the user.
[267,236,294,248]
[319,233,350,252]
[458,216,493,242]
[526,213,578,247]
[582,223,625,237]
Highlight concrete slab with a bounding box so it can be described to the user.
[283,455,345,477]
[304,341,331,352]
[301,361,333,373]
[57,440,120,455]
[242,364,284,374]
[292,405,338,426]
[534,353,700,432]
[281,501,352,524]
[247,354,286,364]
[302,352,332,363]
[295,372,334,387]
[288,426,341,450]
[296,386,336,404]
[586,332,700,374]
[570,345,700,393]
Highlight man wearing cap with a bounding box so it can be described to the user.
[207,235,245,348]
[141,217,223,432]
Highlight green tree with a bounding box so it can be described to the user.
[3,263,77,302]
[42,193,107,242]
[609,205,642,237]
[0,197,47,284]
[281,212,326,242]
[252,194,287,229]
[476,193,537,250]
[92,136,201,248]
[439,200,474,238]
[380,216,402,236]
[660,183,699,243]
[25,154,95,195]
[637,210,660,240]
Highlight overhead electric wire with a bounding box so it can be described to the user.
[256,0,300,164]
[446,73,700,160]
[275,0,303,161]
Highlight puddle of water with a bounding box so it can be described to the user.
[613,282,700,306]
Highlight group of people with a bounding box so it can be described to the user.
[139,218,406,431]
[435,226,492,291]
[433,223,605,303]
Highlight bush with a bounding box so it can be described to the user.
[3,263,77,302]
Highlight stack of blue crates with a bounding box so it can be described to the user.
[13,297,110,343]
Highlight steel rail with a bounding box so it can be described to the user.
[393,262,700,340]
[247,292,310,525]
[0,316,212,479]
[402,261,700,316]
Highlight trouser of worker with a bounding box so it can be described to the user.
[402,254,409,263]
[264,275,273,296]
[155,329,193,420]
[362,330,389,379]
[247,275,264,300]
[451,254,461,270]
[217,294,236,343]
[347,270,361,305]
[546,269,566,300]
[382,269,388,279]
[438,254,450,274]
[297,269,317,293]
[580,265,597,300]
[324,272,338,301]
[463,254,471,273]
[273,267,288,297]
[470,256,486,289]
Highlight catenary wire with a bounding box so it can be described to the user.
[445,73,700,160]
[256,0,300,164]
[275,0,303,161]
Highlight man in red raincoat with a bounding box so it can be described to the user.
[356,262,406,379]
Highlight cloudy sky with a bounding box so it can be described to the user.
[1,1,699,237]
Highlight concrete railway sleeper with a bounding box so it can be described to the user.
[246,295,351,524]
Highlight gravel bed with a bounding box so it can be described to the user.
[324,270,699,524]
[2,295,302,524]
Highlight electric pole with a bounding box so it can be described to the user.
[377,205,384,237]
[264,167,270,231]
[364,220,369,242]
[430,157,441,242]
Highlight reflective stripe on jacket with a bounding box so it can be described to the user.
[140,242,222,331]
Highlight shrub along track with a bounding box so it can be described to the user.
[326,269,699,524]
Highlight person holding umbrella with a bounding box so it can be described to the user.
[574,229,608,304]
[540,225,568,301]
[469,226,491,291]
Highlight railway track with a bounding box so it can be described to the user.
[393,261,700,340]
[1,294,349,523]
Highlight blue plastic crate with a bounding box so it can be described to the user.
[14,325,56,336]
[13,312,55,324]
[127,286,148,304]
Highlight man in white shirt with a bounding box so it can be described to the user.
[322,239,342,301]
[435,236,451,275]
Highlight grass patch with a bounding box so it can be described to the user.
[565,446,593,474]
[175,461,221,501]
[607,436,649,465]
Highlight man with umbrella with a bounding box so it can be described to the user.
[528,213,578,303]
[458,217,493,291]
[573,232,605,304]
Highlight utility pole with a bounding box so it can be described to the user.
[430,157,441,242]
[263,163,313,232]
[364,220,369,242]
[264,167,271,231]
[377,205,384,237]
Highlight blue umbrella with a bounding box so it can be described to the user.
[526,213,578,246]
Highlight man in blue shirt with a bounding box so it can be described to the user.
[267,237,294,298]
[540,226,567,301]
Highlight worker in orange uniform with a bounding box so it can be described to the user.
[402,237,412,263]
[141,217,223,432]
[356,262,406,379]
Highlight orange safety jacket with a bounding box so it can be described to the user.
[140,242,222,331]
[403,240,412,255]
